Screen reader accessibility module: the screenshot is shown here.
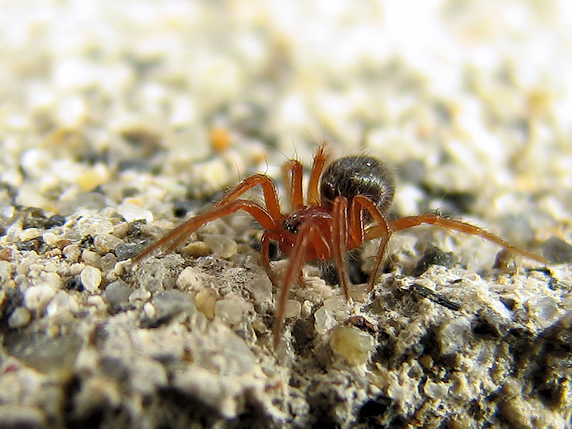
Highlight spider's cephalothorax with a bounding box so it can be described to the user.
[134,144,546,349]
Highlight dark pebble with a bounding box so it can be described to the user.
[542,236,572,263]
[45,214,66,229]
[115,242,146,261]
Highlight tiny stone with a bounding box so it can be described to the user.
[314,306,337,334]
[527,296,560,329]
[181,241,211,258]
[215,298,245,325]
[176,266,206,291]
[8,307,32,328]
[323,296,349,314]
[112,222,129,238]
[20,227,42,241]
[195,288,218,320]
[88,220,114,235]
[86,295,106,313]
[46,291,77,316]
[46,214,66,228]
[24,285,56,314]
[100,253,117,272]
[42,232,60,246]
[439,319,472,355]
[152,290,195,319]
[40,271,63,290]
[117,201,153,223]
[135,255,183,292]
[4,330,82,374]
[247,266,273,305]
[81,266,102,292]
[81,249,101,268]
[203,234,238,259]
[102,280,131,306]
[143,302,156,318]
[0,247,14,261]
[129,288,151,303]
[541,236,572,263]
[0,260,14,281]
[283,299,301,319]
[115,242,144,261]
[220,329,256,375]
[94,234,124,254]
[63,244,81,262]
[0,405,47,429]
[329,325,373,365]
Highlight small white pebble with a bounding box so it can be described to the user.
[46,291,77,316]
[94,234,124,253]
[176,266,206,291]
[112,222,130,238]
[24,284,56,314]
[0,261,14,281]
[88,220,115,235]
[129,289,151,303]
[314,306,337,334]
[100,253,117,273]
[143,302,156,318]
[86,295,106,313]
[215,298,245,325]
[42,232,60,246]
[330,325,373,365]
[283,299,301,319]
[323,296,349,314]
[40,271,63,290]
[82,249,102,267]
[527,296,560,329]
[19,228,42,241]
[8,307,32,328]
[195,288,218,320]
[301,300,313,318]
[69,263,86,276]
[203,234,238,259]
[63,245,81,262]
[81,266,102,292]
[439,319,472,355]
[117,202,153,223]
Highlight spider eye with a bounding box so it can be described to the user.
[283,218,301,233]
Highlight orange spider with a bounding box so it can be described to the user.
[134,145,546,349]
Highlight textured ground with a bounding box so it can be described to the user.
[0,1,571,428]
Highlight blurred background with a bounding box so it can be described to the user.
[0,0,571,248]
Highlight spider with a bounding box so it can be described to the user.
[133,145,546,349]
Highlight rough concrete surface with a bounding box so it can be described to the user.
[0,1,571,428]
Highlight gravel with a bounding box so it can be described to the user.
[0,1,571,428]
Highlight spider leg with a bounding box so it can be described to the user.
[332,196,350,300]
[350,195,392,292]
[273,222,331,349]
[388,214,547,264]
[307,143,328,206]
[216,174,281,220]
[281,159,304,211]
[134,200,275,262]
[260,230,281,287]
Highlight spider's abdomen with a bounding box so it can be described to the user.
[319,156,395,214]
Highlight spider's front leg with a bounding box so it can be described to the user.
[260,230,282,287]
[133,200,275,262]
[273,222,330,350]
[331,196,351,300]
